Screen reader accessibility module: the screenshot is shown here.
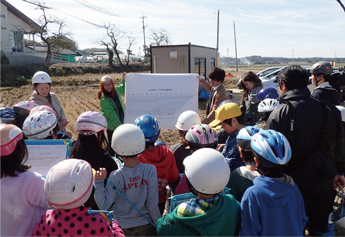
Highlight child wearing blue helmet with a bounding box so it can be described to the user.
[134,115,179,215]
[240,129,306,236]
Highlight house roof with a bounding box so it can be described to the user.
[28,45,77,55]
[1,0,42,33]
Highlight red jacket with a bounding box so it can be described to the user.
[138,145,179,203]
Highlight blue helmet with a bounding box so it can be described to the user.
[0,107,15,124]
[256,87,279,100]
[251,129,291,168]
[155,141,167,146]
[134,115,160,143]
[236,126,261,150]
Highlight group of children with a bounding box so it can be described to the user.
[1,68,345,237]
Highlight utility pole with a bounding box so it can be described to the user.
[216,10,219,66]
[227,48,229,57]
[334,51,336,64]
[292,50,294,64]
[141,15,147,58]
[233,21,238,72]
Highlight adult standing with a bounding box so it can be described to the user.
[29,71,69,132]
[198,67,227,124]
[97,73,125,156]
[310,61,341,105]
[266,65,345,236]
[239,71,263,126]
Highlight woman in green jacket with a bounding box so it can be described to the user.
[97,74,125,156]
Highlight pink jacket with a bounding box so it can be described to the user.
[31,206,125,237]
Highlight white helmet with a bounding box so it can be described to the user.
[76,111,107,133]
[175,110,201,131]
[45,159,94,209]
[183,148,230,194]
[32,71,52,84]
[336,106,345,122]
[258,98,279,113]
[111,124,145,156]
[23,111,57,139]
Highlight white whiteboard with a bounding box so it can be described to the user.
[124,73,199,129]
[25,140,71,177]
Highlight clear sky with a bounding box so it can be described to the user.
[8,0,345,58]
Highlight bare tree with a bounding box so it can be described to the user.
[336,0,345,12]
[125,34,136,66]
[150,28,171,46]
[35,5,69,67]
[100,24,125,68]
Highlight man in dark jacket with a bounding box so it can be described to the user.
[266,65,345,236]
[310,61,341,105]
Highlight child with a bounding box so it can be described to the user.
[239,71,263,126]
[0,124,48,236]
[198,67,227,124]
[31,159,124,237]
[170,110,201,174]
[157,148,241,236]
[174,124,218,195]
[94,124,161,236]
[255,98,279,129]
[134,115,179,215]
[240,129,307,236]
[0,107,16,124]
[256,87,279,101]
[22,110,57,139]
[13,101,38,131]
[227,126,261,202]
[209,102,245,172]
[70,111,118,209]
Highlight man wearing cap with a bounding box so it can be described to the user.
[210,103,245,172]
[310,61,341,105]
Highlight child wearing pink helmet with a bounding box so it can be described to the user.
[31,159,124,237]
[0,124,48,236]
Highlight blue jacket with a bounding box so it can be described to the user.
[222,130,243,172]
[240,175,307,236]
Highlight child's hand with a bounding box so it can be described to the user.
[122,72,126,81]
[95,168,107,180]
[217,144,224,151]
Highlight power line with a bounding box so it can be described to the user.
[72,0,121,17]
[141,0,213,14]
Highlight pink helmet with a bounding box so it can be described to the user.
[44,159,94,209]
[185,124,218,149]
[23,111,57,139]
[29,105,57,116]
[0,124,23,156]
[13,101,38,115]
[76,111,107,133]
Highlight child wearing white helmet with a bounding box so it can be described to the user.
[70,111,118,209]
[170,110,201,174]
[240,129,306,236]
[12,100,38,132]
[134,115,179,215]
[29,71,69,132]
[31,159,124,237]
[174,124,218,196]
[157,148,241,236]
[0,124,48,236]
[94,124,161,236]
[22,110,58,139]
[255,98,279,129]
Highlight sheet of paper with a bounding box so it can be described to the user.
[124,73,199,129]
[25,140,71,177]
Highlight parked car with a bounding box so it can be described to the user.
[237,66,285,88]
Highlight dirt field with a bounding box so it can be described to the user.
[0,71,243,145]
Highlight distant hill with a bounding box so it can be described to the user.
[221,55,345,65]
